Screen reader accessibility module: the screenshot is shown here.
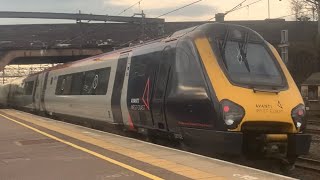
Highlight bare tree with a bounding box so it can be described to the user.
[291,0,319,21]
[291,0,305,20]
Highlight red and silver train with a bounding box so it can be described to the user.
[0,23,311,164]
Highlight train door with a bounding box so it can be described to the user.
[111,53,130,125]
[34,73,45,111]
[40,72,49,112]
[32,76,38,110]
[151,46,173,131]
[127,51,160,129]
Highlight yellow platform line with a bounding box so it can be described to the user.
[1,110,223,180]
[0,113,163,180]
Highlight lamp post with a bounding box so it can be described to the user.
[268,0,270,19]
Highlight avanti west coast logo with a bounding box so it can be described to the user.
[256,101,283,114]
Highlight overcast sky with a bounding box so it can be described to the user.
[0,0,292,25]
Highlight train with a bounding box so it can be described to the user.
[0,23,311,165]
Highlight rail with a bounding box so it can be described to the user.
[296,157,320,173]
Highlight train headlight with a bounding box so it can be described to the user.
[291,104,306,131]
[221,100,245,129]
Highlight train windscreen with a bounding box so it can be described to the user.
[222,41,282,86]
[205,24,286,88]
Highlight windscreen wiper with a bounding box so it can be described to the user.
[219,28,229,69]
[238,32,250,72]
[253,87,280,94]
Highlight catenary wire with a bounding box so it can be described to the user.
[50,0,145,47]
[225,0,247,15]
[117,0,144,15]
[226,0,263,15]
[155,0,203,18]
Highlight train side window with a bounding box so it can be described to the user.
[50,77,53,85]
[62,75,72,95]
[154,46,172,99]
[24,81,34,95]
[95,68,111,95]
[176,40,204,82]
[175,46,190,73]
[61,78,66,91]
[55,76,64,95]
[71,72,84,95]
[55,68,110,96]
[82,70,96,95]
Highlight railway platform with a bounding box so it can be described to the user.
[0,109,294,180]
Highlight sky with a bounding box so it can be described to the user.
[0,0,293,25]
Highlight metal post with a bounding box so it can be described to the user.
[141,10,145,40]
[158,23,165,36]
[279,30,289,65]
[133,10,146,41]
[318,3,320,36]
[268,0,270,19]
[2,69,4,84]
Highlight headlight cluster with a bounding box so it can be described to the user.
[291,104,306,131]
[221,100,245,129]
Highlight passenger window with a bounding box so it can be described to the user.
[71,72,84,95]
[82,68,110,95]
[55,67,110,96]
[95,68,111,95]
[61,78,66,91]
[24,81,34,95]
[62,75,72,95]
[55,76,64,95]
[82,70,96,95]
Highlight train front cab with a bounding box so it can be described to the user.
[173,23,311,162]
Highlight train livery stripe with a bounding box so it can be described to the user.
[111,54,129,124]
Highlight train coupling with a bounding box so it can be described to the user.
[259,133,311,156]
[260,134,288,155]
[263,134,287,142]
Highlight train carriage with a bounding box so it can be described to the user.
[0,23,311,164]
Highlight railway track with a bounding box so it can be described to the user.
[305,128,320,135]
[308,120,320,126]
[295,157,320,173]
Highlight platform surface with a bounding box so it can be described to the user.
[0,109,294,180]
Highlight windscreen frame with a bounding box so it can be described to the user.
[203,23,288,90]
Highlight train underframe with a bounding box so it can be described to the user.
[179,127,311,165]
[243,133,311,163]
[6,106,312,167]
